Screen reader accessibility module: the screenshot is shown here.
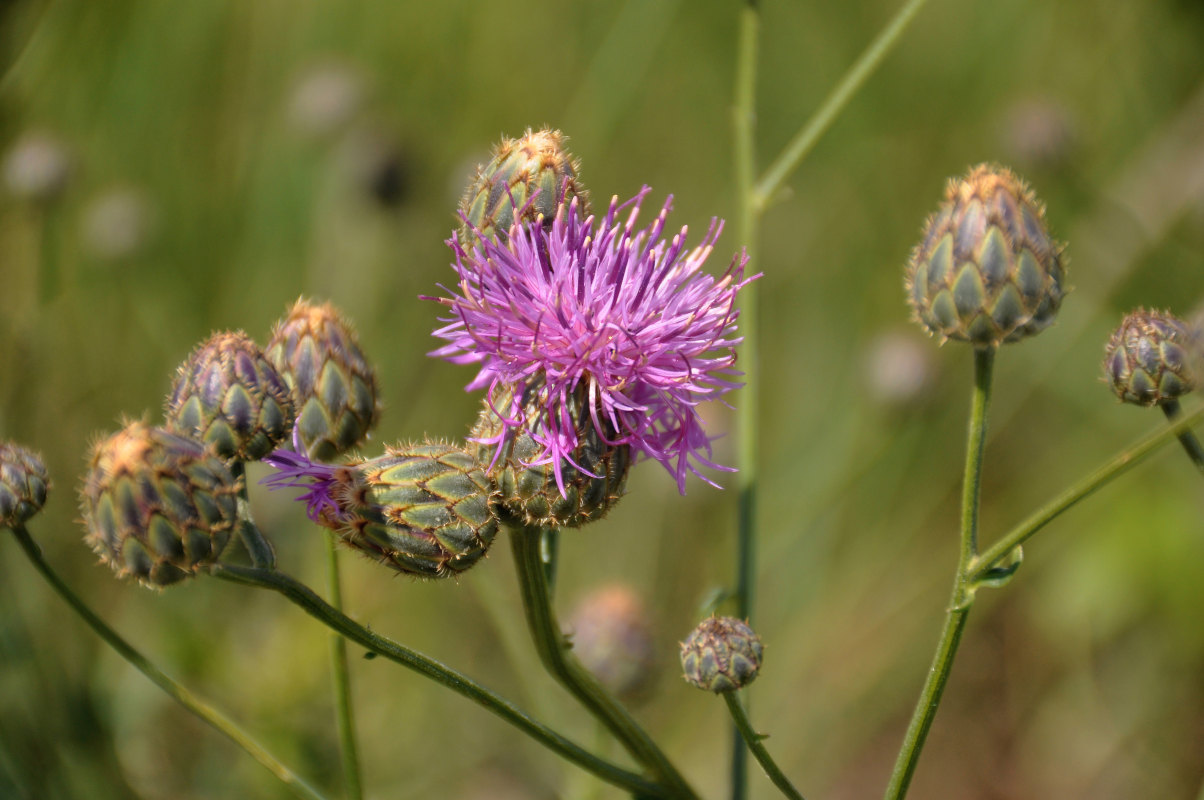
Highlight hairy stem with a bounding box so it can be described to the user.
[9,525,329,800]
[722,692,806,800]
[209,562,667,798]
[884,346,995,799]
[507,522,698,799]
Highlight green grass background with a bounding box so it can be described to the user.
[1,0,1203,797]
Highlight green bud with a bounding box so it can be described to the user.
[165,330,296,461]
[265,299,380,462]
[905,163,1067,347]
[470,382,629,528]
[680,616,762,693]
[320,441,498,578]
[1103,309,1198,406]
[458,128,588,253]
[81,421,239,587]
[0,441,50,529]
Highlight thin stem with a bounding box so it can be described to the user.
[884,346,995,800]
[8,525,329,800]
[722,692,806,800]
[732,0,760,796]
[209,562,667,799]
[506,522,698,799]
[971,401,1204,581]
[754,0,932,209]
[230,462,275,569]
[1161,400,1204,474]
[323,532,363,800]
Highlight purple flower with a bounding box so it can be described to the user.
[425,187,755,493]
[260,426,346,524]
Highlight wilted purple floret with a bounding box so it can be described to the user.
[260,427,344,524]
[425,187,754,493]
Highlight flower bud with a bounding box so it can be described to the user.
[0,441,50,528]
[264,440,498,578]
[567,585,657,703]
[470,382,629,528]
[680,616,762,693]
[905,163,1067,347]
[81,421,240,587]
[1103,309,1198,406]
[265,299,380,462]
[165,331,296,461]
[457,128,588,253]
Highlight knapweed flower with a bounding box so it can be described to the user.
[426,188,754,494]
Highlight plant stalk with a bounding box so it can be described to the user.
[9,525,329,800]
[884,346,995,799]
[209,562,668,798]
[1161,399,1204,473]
[323,531,363,800]
[506,522,697,799]
[722,692,806,800]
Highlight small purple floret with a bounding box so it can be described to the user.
[424,187,756,494]
[260,427,344,523]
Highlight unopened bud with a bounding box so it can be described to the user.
[0,441,50,529]
[81,421,240,587]
[568,585,657,703]
[1103,309,1198,406]
[680,616,762,693]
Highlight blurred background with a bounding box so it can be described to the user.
[1,0,1203,797]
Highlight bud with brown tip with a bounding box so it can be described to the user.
[1103,309,1198,407]
[0,441,50,529]
[265,299,380,462]
[165,331,296,461]
[905,163,1067,347]
[81,421,240,587]
[680,616,763,693]
[457,128,588,254]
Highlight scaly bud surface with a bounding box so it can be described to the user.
[680,616,762,693]
[81,421,239,587]
[165,331,296,461]
[471,382,629,528]
[906,163,1067,347]
[265,299,380,461]
[264,440,498,578]
[1103,309,1198,406]
[0,441,50,528]
[457,128,587,253]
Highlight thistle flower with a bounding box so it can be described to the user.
[0,441,50,529]
[263,432,498,578]
[427,188,754,494]
[1103,309,1199,406]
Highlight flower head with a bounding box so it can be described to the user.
[426,187,754,493]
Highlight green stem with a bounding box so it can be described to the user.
[209,562,667,798]
[323,532,363,800]
[754,0,932,209]
[8,525,329,800]
[1161,400,1204,474]
[884,346,995,800]
[970,401,1204,581]
[732,2,759,797]
[722,693,806,800]
[506,523,697,799]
